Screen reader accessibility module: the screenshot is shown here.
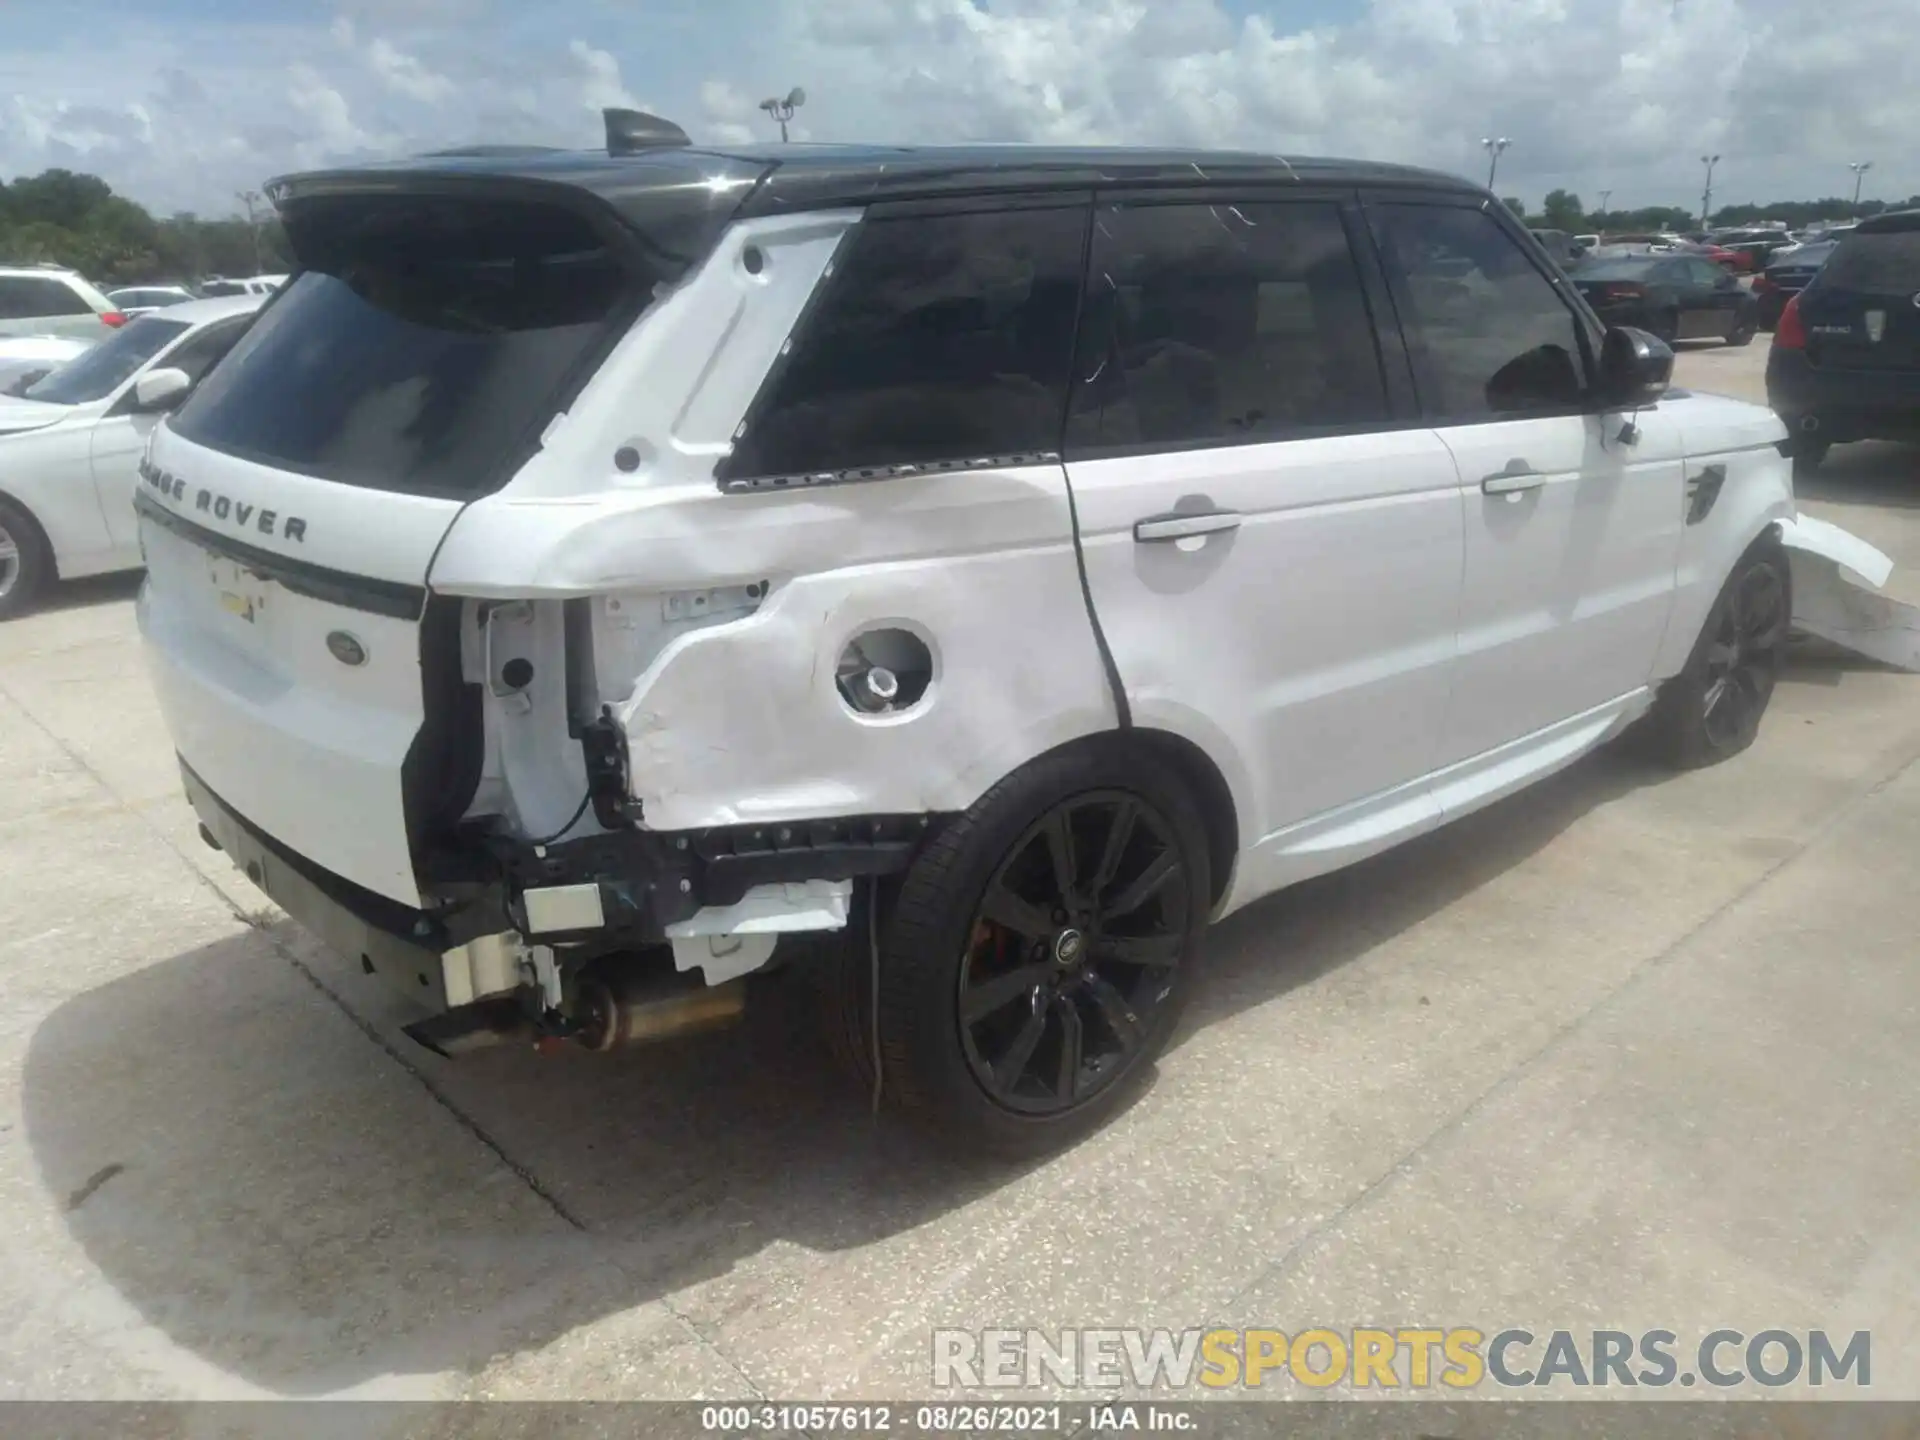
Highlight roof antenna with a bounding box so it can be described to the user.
[604,108,691,155]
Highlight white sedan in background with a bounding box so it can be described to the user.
[0,295,262,619]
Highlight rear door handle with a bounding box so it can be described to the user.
[1133,510,1243,543]
[1481,462,1545,496]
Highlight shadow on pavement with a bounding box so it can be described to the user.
[1798,441,1920,510]
[20,731,1671,1394]
[36,570,144,616]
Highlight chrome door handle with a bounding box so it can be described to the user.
[1481,464,1545,496]
[1133,510,1243,543]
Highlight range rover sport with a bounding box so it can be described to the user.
[138,111,1834,1155]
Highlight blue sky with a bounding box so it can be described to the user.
[2,0,1910,218]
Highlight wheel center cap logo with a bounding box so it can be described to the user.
[1054,929,1085,965]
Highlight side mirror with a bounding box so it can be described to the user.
[1595,326,1672,409]
[132,367,191,412]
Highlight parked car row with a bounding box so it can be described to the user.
[0,264,283,341]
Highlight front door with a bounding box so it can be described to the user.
[1064,195,1465,897]
[1366,198,1686,778]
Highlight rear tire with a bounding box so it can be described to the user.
[1725,313,1757,346]
[1653,309,1681,345]
[0,496,53,622]
[1643,538,1789,769]
[870,741,1210,1158]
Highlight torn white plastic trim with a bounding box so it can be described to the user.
[1779,516,1920,672]
[664,879,854,986]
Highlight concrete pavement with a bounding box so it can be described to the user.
[1,340,1917,1407]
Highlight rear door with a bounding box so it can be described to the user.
[136,189,660,903]
[1366,196,1685,778]
[1063,191,1465,889]
[1799,223,1920,373]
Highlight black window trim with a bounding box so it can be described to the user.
[713,198,1095,494]
[1361,190,1610,428]
[1060,188,1416,464]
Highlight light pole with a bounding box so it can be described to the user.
[1850,160,1873,214]
[1597,188,1613,217]
[235,189,264,273]
[1699,154,1720,230]
[1480,137,1510,190]
[758,86,806,143]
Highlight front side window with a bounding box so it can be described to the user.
[1370,203,1588,421]
[722,207,1087,481]
[21,316,188,404]
[171,196,640,498]
[1069,200,1389,450]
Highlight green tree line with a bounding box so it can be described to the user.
[1523,187,1920,235]
[0,168,292,285]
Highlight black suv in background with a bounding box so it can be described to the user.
[1767,210,1920,472]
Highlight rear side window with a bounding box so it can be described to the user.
[171,197,641,498]
[1370,203,1588,421]
[721,208,1087,482]
[1068,200,1389,450]
[1820,231,1920,292]
[0,277,92,318]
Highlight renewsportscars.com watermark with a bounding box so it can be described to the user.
[932,1328,1872,1392]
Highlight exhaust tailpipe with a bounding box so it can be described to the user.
[576,970,746,1052]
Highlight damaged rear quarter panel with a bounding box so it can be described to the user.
[604,467,1117,828]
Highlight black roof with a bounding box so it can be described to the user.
[268,140,1482,229]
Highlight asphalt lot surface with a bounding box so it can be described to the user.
[2,339,1918,1406]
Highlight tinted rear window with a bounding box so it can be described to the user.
[1820,232,1920,292]
[171,197,642,498]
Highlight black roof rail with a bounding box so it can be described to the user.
[604,108,691,155]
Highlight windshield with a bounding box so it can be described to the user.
[20,316,188,405]
[1820,231,1920,292]
[171,195,644,498]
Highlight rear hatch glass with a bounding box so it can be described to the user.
[1803,228,1920,370]
[171,195,642,499]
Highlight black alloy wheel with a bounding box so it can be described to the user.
[1642,539,1790,768]
[956,791,1191,1115]
[1700,559,1787,752]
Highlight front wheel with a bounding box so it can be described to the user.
[1643,540,1789,769]
[873,742,1211,1156]
[1652,309,1681,346]
[0,497,54,622]
[1725,313,1757,346]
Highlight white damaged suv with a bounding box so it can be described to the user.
[136,112,1871,1155]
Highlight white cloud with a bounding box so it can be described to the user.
[367,37,457,104]
[0,0,1914,221]
[569,39,640,114]
[699,79,759,145]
